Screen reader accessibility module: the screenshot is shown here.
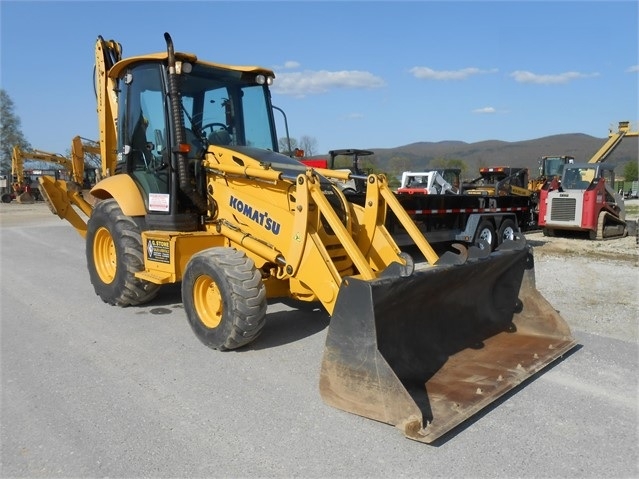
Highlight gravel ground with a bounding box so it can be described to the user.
[526,198,638,343]
[1,199,637,478]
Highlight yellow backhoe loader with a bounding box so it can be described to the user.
[39,33,576,443]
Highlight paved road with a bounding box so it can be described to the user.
[1,204,637,478]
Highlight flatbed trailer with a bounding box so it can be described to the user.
[348,191,535,250]
[301,154,536,250]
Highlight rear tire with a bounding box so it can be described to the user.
[475,219,496,250]
[86,199,160,306]
[498,219,518,244]
[182,247,267,350]
[1,193,11,203]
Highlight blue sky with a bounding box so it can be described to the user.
[1,1,637,157]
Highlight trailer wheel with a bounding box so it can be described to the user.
[182,247,267,350]
[475,220,496,250]
[86,199,160,306]
[498,219,518,244]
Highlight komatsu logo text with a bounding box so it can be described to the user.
[229,196,281,235]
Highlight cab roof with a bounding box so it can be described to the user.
[108,51,275,79]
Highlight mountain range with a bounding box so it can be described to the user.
[326,133,638,179]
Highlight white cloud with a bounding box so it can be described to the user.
[510,70,599,84]
[409,67,498,80]
[272,70,385,97]
[272,60,301,71]
[472,106,496,114]
[627,65,639,73]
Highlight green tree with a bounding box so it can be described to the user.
[387,155,412,176]
[332,154,378,172]
[429,158,469,178]
[0,89,31,175]
[623,160,638,182]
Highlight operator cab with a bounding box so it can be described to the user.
[113,54,279,229]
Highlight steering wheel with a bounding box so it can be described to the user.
[201,122,229,136]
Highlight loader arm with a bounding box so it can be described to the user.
[295,168,441,265]
[202,160,413,313]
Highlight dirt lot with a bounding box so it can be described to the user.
[2,199,637,343]
[526,198,638,342]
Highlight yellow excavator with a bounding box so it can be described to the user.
[5,138,101,204]
[39,33,576,444]
[588,121,638,164]
[10,146,72,203]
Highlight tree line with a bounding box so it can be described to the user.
[0,89,30,174]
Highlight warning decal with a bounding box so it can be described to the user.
[149,193,170,212]
[147,239,171,264]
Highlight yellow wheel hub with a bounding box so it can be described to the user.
[193,275,223,329]
[93,226,117,284]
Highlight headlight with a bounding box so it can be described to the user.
[256,74,274,85]
[176,61,192,74]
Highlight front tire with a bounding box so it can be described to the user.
[182,247,267,350]
[86,199,160,306]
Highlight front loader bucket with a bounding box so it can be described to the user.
[319,240,576,443]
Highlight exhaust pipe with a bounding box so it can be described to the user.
[164,32,207,214]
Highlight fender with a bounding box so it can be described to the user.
[90,174,146,217]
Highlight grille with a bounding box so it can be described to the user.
[550,197,576,222]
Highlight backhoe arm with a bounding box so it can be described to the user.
[94,37,121,177]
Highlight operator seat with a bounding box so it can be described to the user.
[208,129,231,146]
[130,114,154,169]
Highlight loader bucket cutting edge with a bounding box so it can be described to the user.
[319,243,576,443]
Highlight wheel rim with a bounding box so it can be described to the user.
[93,226,117,284]
[479,228,493,246]
[502,226,515,241]
[193,275,223,329]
